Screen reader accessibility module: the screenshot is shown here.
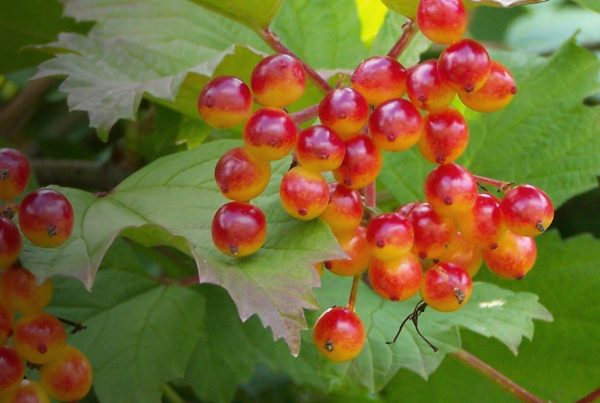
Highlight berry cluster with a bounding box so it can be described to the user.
[0,148,92,402]
[198,0,553,363]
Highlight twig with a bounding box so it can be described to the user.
[473,174,514,192]
[290,104,319,124]
[347,275,360,311]
[577,387,600,403]
[387,20,418,59]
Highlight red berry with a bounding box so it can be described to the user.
[18,189,74,248]
[295,125,345,172]
[279,167,329,220]
[197,76,252,128]
[500,184,554,237]
[0,347,24,399]
[369,99,424,152]
[421,262,472,312]
[211,202,266,257]
[408,203,455,259]
[318,88,369,140]
[406,60,455,111]
[0,267,53,315]
[351,56,407,105]
[333,136,382,190]
[439,232,483,277]
[319,183,363,238]
[0,300,12,345]
[7,380,50,403]
[0,217,21,269]
[13,313,67,365]
[456,193,506,249]
[312,306,365,362]
[243,108,297,161]
[325,226,371,276]
[483,231,537,279]
[40,346,93,402]
[368,254,422,301]
[214,147,270,202]
[366,213,414,261]
[424,163,477,218]
[419,107,469,164]
[0,148,30,201]
[459,61,517,112]
[417,0,467,45]
[251,54,306,107]
[438,39,491,93]
[395,201,420,218]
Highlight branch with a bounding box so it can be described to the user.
[387,20,418,59]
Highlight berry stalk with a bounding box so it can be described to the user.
[387,20,418,59]
[473,174,513,191]
[290,104,319,124]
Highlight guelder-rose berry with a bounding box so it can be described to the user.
[439,232,483,277]
[0,347,24,399]
[438,39,491,93]
[419,107,469,164]
[369,99,424,152]
[7,380,50,403]
[407,60,456,111]
[351,56,407,105]
[312,306,365,362]
[0,217,22,269]
[483,231,537,279]
[279,167,329,220]
[0,148,30,201]
[424,163,477,218]
[14,313,67,365]
[408,203,455,259]
[333,136,382,190]
[368,254,422,301]
[211,202,266,257]
[318,88,369,140]
[421,262,472,312]
[40,346,93,402]
[197,76,252,128]
[456,193,506,249]
[500,184,554,237]
[295,125,345,172]
[243,108,297,161]
[0,266,53,314]
[0,301,12,345]
[417,0,468,45]
[251,54,306,107]
[18,189,74,248]
[325,226,371,276]
[459,61,517,112]
[319,183,363,238]
[214,147,270,202]
[366,213,414,261]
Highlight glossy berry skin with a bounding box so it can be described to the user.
[421,262,472,312]
[0,347,24,399]
[333,136,382,190]
[251,54,306,107]
[211,202,266,257]
[500,185,554,237]
[424,163,477,218]
[280,167,329,220]
[40,346,93,402]
[18,189,74,248]
[14,313,67,365]
[459,61,517,112]
[407,60,455,111]
[325,226,371,276]
[319,184,363,238]
[419,108,469,164]
[0,301,11,345]
[318,88,369,140]
[197,76,252,128]
[351,56,407,105]
[368,254,422,301]
[0,266,53,314]
[312,306,365,362]
[243,108,296,161]
[395,201,420,218]
[0,148,30,201]
[366,213,414,261]
[0,217,21,269]
[483,231,537,279]
[408,203,455,260]
[457,193,506,249]
[8,380,50,403]
[214,147,270,202]
[439,232,483,277]
[438,39,491,93]
[369,99,424,151]
[295,125,345,172]
[417,0,468,45]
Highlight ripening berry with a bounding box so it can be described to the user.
[197,76,252,128]
[424,163,477,218]
[483,231,537,279]
[243,108,297,161]
[438,39,491,93]
[14,313,67,365]
[500,185,554,237]
[0,301,12,345]
[325,226,370,276]
[211,202,266,257]
[407,60,456,111]
[319,183,363,238]
[295,125,345,172]
[408,203,455,259]
[7,380,50,403]
[459,61,517,112]
[351,56,407,105]
[0,148,30,201]
[333,136,382,190]
[368,254,422,301]
[0,266,53,314]
[279,167,329,220]
[0,217,21,269]
[439,232,483,277]
[456,193,507,249]
[312,306,365,362]
[395,201,420,218]
[214,147,270,202]
[18,189,74,248]
[421,262,472,312]
[417,0,468,45]
[369,99,424,152]
[40,346,93,402]
[366,213,414,261]
[251,54,306,107]
[0,347,24,399]
[318,88,369,140]
[419,107,469,164]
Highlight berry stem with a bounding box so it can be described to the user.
[453,349,545,403]
[473,174,514,192]
[257,28,332,93]
[577,387,600,403]
[347,275,361,311]
[290,104,319,124]
[57,317,87,334]
[387,20,418,59]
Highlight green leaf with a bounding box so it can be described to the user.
[574,0,600,13]
[189,0,282,29]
